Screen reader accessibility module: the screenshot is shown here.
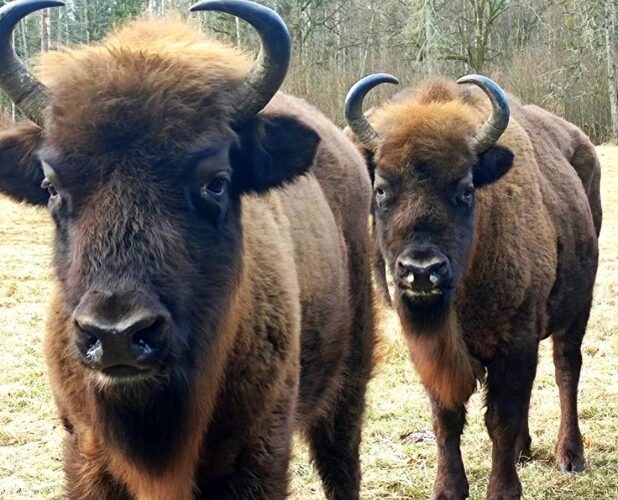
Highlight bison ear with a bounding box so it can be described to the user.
[344,127,377,185]
[0,122,47,205]
[231,115,320,194]
[473,145,514,188]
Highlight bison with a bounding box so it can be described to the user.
[0,0,376,498]
[344,73,601,499]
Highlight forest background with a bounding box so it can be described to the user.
[1,0,617,144]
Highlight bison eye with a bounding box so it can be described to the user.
[202,177,228,197]
[457,186,474,208]
[41,178,59,199]
[375,185,390,207]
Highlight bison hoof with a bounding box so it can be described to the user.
[433,481,469,500]
[487,493,521,500]
[557,442,585,472]
[558,456,585,473]
[433,490,469,500]
[487,479,521,500]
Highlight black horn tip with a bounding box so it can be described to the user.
[189,0,290,48]
[189,0,285,32]
[457,74,510,120]
[0,0,65,17]
[189,0,290,52]
[190,0,291,122]
[0,0,65,35]
[345,73,399,121]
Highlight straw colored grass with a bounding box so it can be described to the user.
[1,147,617,499]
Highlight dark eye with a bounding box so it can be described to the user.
[202,177,228,197]
[458,186,474,207]
[375,185,390,205]
[41,178,58,198]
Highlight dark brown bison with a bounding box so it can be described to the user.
[344,73,601,499]
[0,1,376,498]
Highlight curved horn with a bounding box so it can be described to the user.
[344,73,399,153]
[190,0,291,124]
[0,0,64,125]
[457,74,510,153]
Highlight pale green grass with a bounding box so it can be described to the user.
[1,147,617,499]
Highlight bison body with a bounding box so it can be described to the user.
[0,3,375,499]
[345,76,600,499]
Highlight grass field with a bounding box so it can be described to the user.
[1,147,617,499]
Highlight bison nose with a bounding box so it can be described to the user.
[396,251,451,291]
[73,290,170,374]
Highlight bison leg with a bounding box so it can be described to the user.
[307,382,364,500]
[306,253,375,500]
[202,393,295,500]
[430,398,469,500]
[515,400,532,463]
[552,314,588,473]
[485,348,537,500]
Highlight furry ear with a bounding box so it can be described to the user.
[473,145,514,188]
[344,126,377,185]
[0,121,47,205]
[231,115,320,194]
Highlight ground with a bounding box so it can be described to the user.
[0,147,616,499]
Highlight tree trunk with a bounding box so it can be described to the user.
[40,8,50,52]
[605,0,618,143]
[425,0,437,73]
[235,16,241,47]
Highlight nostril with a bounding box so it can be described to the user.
[437,262,449,277]
[74,326,103,365]
[82,331,99,352]
[397,257,414,275]
[131,316,167,358]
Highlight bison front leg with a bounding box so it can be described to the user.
[430,399,469,499]
[552,315,587,472]
[202,395,295,500]
[484,348,537,500]
[307,382,364,500]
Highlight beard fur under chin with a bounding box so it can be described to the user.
[399,306,484,409]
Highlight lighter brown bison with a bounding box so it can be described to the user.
[0,0,376,498]
[345,74,601,499]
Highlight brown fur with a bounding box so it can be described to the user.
[0,17,375,499]
[403,310,483,409]
[353,78,601,499]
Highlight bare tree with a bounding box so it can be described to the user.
[605,0,618,143]
[40,8,50,52]
[442,0,510,72]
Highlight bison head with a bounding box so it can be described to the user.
[0,1,318,393]
[345,75,514,330]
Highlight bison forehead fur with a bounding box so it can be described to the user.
[38,17,251,160]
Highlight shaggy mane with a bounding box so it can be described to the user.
[373,79,482,184]
[35,17,253,158]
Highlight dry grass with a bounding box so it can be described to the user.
[1,147,617,499]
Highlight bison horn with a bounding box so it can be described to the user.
[344,73,399,153]
[457,74,510,153]
[0,0,64,125]
[190,0,291,124]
